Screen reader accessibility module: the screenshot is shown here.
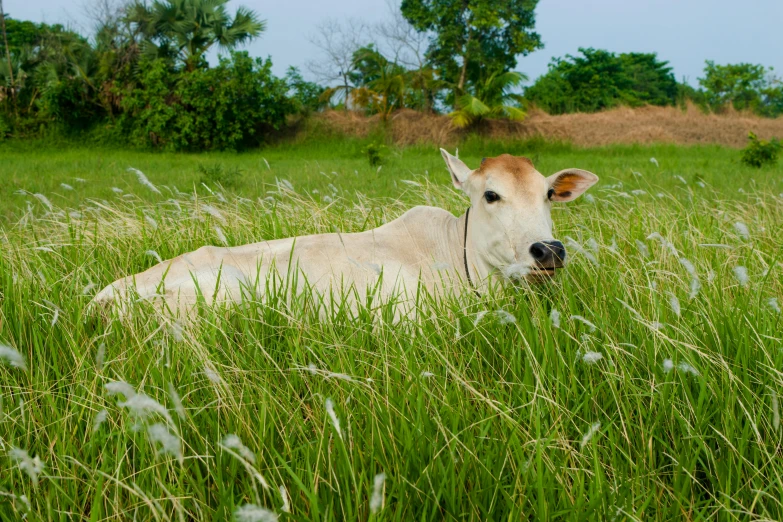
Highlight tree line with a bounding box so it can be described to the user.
[1,0,781,151]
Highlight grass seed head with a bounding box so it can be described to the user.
[221,434,256,464]
[233,504,278,522]
[10,447,45,484]
[147,423,183,464]
[325,398,342,439]
[0,344,27,371]
[580,422,602,449]
[370,472,387,513]
[733,266,749,286]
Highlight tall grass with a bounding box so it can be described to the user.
[0,142,782,520]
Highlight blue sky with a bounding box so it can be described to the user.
[6,0,782,86]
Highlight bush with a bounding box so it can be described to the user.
[118,52,295,151]
[524,48,678,114]
[362,142,386,167]
[740,132,780,168]
[198,163,243,188]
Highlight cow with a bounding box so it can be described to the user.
[92,150,598,317]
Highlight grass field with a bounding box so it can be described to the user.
[1,137,783,520]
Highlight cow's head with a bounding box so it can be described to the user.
[441,149,598,282]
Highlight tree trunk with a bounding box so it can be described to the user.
[0,0,15,99]
[343,73,349,111]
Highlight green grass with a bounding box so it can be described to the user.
[1,138,783,520]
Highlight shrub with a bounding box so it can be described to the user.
[740,132,780,168]
[119,52,295,151]
[362,142,386,167]
[198,163,243,188]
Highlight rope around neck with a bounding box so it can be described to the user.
[463,208,480,297]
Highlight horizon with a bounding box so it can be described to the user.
[4,0,783,87]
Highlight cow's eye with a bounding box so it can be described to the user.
[547,188,555,200]
[484,191,500,203]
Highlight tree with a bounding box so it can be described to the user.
[126,0,265,71]
[698,61,783,117]
[349,45,407,120]
[307,18,367,110]
[524,48,678,114]
[449,70,526,127]
[401,0,541,98]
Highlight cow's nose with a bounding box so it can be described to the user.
[529,240,566,267]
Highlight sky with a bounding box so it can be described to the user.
[5,0,783,87]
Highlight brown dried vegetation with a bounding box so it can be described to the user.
[313,104,783,148]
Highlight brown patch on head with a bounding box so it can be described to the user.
[477,154,538,186]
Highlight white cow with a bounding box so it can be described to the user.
[92,150,598,316]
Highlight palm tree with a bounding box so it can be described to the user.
[449,71,528,128]
[127,0,265,71]
[349,46,407,120]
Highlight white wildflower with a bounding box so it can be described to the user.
[141,209,163,228]
[689,278,701,300]
[582,351,603,364]
[668,294,681,317]
[10,447,45,484]
[168,383,186,419]
[550,309,561,328]
[570,315,597,332]
[128,167,161,194]
[279,485,290,513]
[580,422,601,449]
[233,504,278,522]
[733,266,749,286]
[169,322,184,342]
[734,222,750,240]
[145,250,163,263]
[201,204,226,224]
[677,361,700,376]
[147,423,182,463]
[325,398,342,439]
[60,183,74,191]
[662,358,674,373]
[96,343,106,371]
[767,297,781,313]
[105,380,135,397]
[204,365,223,384]
[214,225,228,245]
[501,262,530,279]
[0,344,27,370]
[370,472,386,514]
[679,258,697,277]
[118,393,174,425]
[649,157,659,167]
[495,310,516,324]
[93,409,108,432]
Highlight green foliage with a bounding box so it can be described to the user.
[285,66,326,115]
[401,0,542,96]
[362,141,386,166]
[740,132,780,168]
[699,61,783,117]
[524,48,678,114]
[119,52,293,151]
[449,70,526,127]
[198,162,243,188]
[126,0,266,72]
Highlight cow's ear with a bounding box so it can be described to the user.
[440,148,472,191]
[546,169,599,202]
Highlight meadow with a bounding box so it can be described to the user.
[1,137,782,520]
